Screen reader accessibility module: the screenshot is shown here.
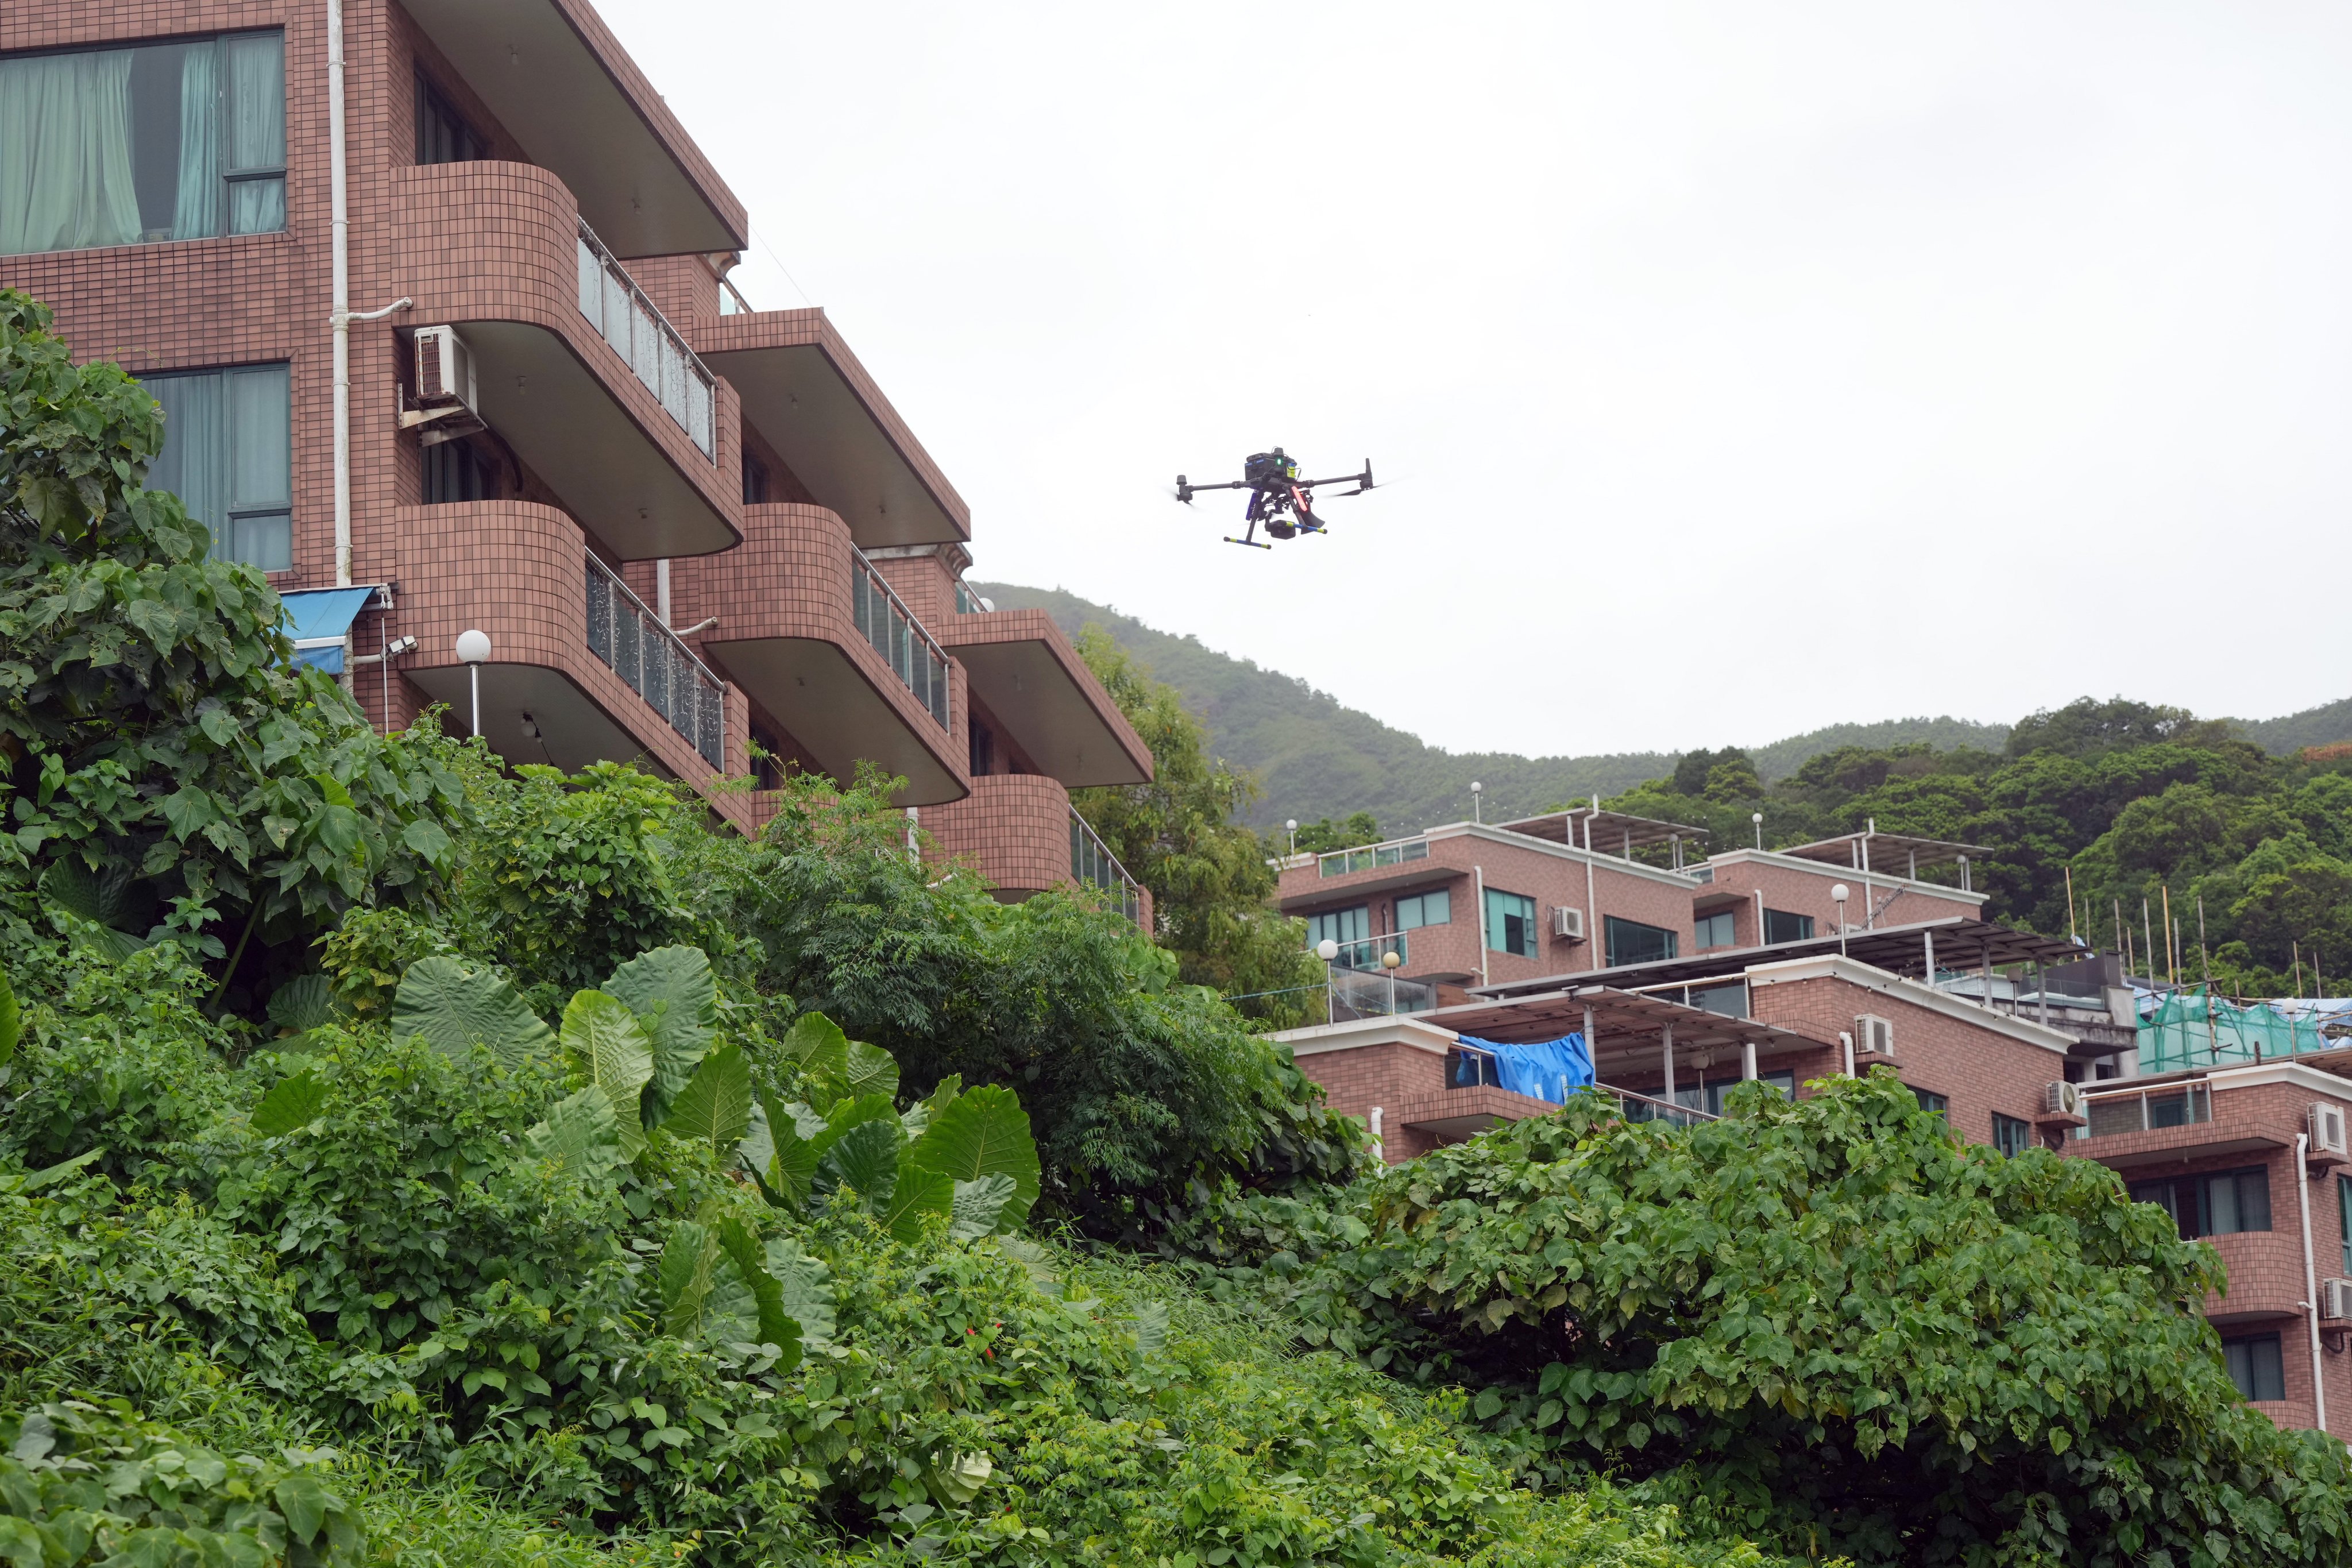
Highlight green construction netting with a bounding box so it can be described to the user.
[2139,994,2341,1073]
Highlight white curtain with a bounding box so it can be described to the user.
[223,366,291,569]
[169,44,219,241]
[146,372,227,553]
[0,50,139,256]
[223,34,284,235]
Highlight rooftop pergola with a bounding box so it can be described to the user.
[1774,828,1992,883]
[1430,984,1832,1104]
[1497,807,1710,867]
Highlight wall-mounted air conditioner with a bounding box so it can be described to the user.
[2044,1080,2084,1118]
[1854,1014,1894,1057]
[401,325,486,446]
[2322,1277,2352,1321]
[1551,905,1585,941]
[2311,1101,2349,1158]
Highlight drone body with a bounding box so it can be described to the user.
[1174,448,1375,548]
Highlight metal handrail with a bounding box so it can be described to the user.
[1318,836,1430,878]
[583,553,727,767]
[2077,1077,2214,1138]
[1069,806,1143,926]
[717,273,754,317]
[848,549,949,728]
[575,218,717,457]
[1605,1084,1718,1125]
[1327,931,1409,971]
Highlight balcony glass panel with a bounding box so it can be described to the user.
[1319,839,1430,878]
[584,557,724,767]
[848,550,949,729]
[1071,806,1143,926]
[573,218,717,458]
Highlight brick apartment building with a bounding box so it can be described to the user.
[0,0,1151,918]
[1276,813,2352,1441]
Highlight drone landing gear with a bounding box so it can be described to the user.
[1222,535,1274,550]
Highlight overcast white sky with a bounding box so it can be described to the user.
[600,0,2352,756]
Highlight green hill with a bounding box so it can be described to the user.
[975,584,2012,829]
[2235,694,2352,755]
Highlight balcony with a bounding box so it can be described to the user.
[388,161,740,560]
[1322,837,1429,878]
[2071,1077,2290,1171]
[1070,807,1146,927]
[691,308,969,549]
[388,502,750,832]
[937,609,1153,787]
[924,774,1074,898]
[662,504,967,805]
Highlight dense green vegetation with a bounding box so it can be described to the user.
[1602,697,2352,994]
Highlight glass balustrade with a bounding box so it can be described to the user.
[1070,807,1142,926]
[584,555,725,767]
[576,219,716,458]
[849,551,949,728]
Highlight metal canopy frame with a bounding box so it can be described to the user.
[1776,829,1992,876]
[1496,807,1710,857]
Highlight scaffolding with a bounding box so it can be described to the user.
[2138,992,2352,1073]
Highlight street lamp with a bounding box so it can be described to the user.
[1316,938,1341,1023]
[454,629,492,738]
[1752,811,1764,851]
[1286,818,1299,855]
[1470,781,1482,824]
[1831,883,1849,957]
[1382,948,1402,1015]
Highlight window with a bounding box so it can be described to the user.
[1306,906,1370,950]
[2340,1173,2351,1276]
[1763,908,1815,944]
[1485,889,1536,958]
[414,75,485,165]
[1911,1088,1949,1117]
[423,439,497,504]
[968,717,994,778]
[2131,1168,2272,1239]
[1992,1112,2032,1157]
[2222,1335,2286,1402]
[1690,983,1747,1018]
[1396,890,1450,930]
[742,454,769,506]
[1603,914,1678,968]
[1694,910,1736,949]
[748,725,787,790]
[0,33,284,256]
[144,364,291,570]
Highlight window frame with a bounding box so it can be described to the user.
[1992,1111,2032,1157]
[141,361,293,571]
[2130,1167,2273,1239]
[1306,905,1372,951]
[1602,914,1679,968]
[1396,889,1451,931]
[1763,907,1815,944]
[1483,887,1537,959]
[2221,1333,2287,1402]
[1911,1088,1949,1117]
[1694,909,1737,949]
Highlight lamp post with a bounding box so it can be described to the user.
[1752,812,1763,851]
[1470,781,1482,825]
[1382,948,1401,1015]
[1317,938,1340,1023]
[1286,818,1299,856]
[1832,883,1849,957]
[454,629,491,738]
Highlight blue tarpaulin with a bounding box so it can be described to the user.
[1461,1033,1593,1104]
[279,587,377,674]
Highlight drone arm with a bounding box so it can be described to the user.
[1180,479,1252,492]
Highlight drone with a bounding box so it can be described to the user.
[1173,449,1376,549]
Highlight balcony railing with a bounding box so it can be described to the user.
[1319,837,1429,878]
[1609,1086,1717,1127]
[1327,967,1436,1021]
[1070,807,1142,926]
[1325,931,1409,972]
[576,219,717,458]
[584,555,725,767]
[849,551,949,728]
[2081,1079,2213,1140]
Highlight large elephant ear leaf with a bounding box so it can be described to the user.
[267,975,341,1036]
[764,1237,836,1349]
[40,863,152,961]
[520,1084,621,1183]
[561,991,655,1157]
[659,1221,719,1339]
[716,1217,802,1370]
[742,1094,820,1210]
[880,1164,955,1245]
[662,1043,752,1156]
[391,957,554,1067]
[839,1040,900,1106]
[781,1013,849,1109]
[814,1117,901,1207]
[906,1085,1041,1230]
[0,969,18,1069]
[948,1173,1018,1241]
[251,1070,328,1138]
[604,946,717,1125]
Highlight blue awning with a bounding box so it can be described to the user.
[280,586,381,674]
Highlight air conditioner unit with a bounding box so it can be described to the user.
[2323,1277,2352,1322]
[1551,905,1585,941]
[1853,1014,1894,1057]
[2311,1101,2349,1158]
[403,325,486,446]
[2044,1080,2084,1118]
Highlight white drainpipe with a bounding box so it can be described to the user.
[2298,1133,2328,1433]
[328,0,408,585]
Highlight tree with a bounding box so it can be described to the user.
[1068,625,1320,1024]
[0,290,461,998]
[1288,812,1381,856]
[1281,1073,2352,1566]
[2005,695,2230,760]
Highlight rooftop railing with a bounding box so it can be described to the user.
[583,555,725,767]
[1070,807,1143,926]
[2080,1079,2212,1139]
[849,551,949,728]
[1607,1085,1717,1127]
[1327,966,1436,1021]
[1325,931,1409,972]
[1319,836,1428,878]
[576,219,717,458]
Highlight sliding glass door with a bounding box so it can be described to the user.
[145,365,292,571]
[0,32,285,257]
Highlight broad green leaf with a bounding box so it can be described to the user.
[906,1085,1041,1229]
[604,945,717,1124]
[700,1250,764,1347]
[520,1084,622,1182]
[901,1069,960,1140]
[738,1096,775,1175]
[160,785,216,840]
[266,974,338,1035]
[658,1221,718,1337]
[273,1474,329,1545]
[0,1514,39,1568]
[839,1039,900,1104]
[881,1163,955,1244]
[816,1117,901,1206]
[764,1235,836,1349]
[251,1071,327,1137]
[744,1093,820,1210]
[1130,1300,1170,1359]
[16,1148,102,1193]
[948,1173,1018,1241]
[662,1042,751,1155]
[781,1012,848,1108]
[561,990,655,1156]
[391,956,553,1067]
[716,1216,802,1367]
[39,862,150,960]
[0,970,18,1068]
[661,1219,766,1350]
[400,817,452,860]
[925,1451,992,1507]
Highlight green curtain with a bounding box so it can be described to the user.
[223,34,284,236]
[223,366,291,570]
[0,49,140,256]
[169,44,219,241]
[145,372,226,556]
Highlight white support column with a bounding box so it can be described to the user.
[1660,1022,1676,1104]
[1741,1039,1757,1080]
[1370,1107,1385,1166]
[1473,864,1490,988]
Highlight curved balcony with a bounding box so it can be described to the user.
[387,161,741,560]
[389,501,752,833]
[940,608,1152,787]
[925,774,1073,898]
[664,503,968,806]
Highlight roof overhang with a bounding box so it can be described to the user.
[697,311,969,547]
[401,0,746,254]
[704,635,965,806]
[941,612,1150,786]
[410,661,671,777]
[461,321,736,559]
[1473,916,2083,999]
